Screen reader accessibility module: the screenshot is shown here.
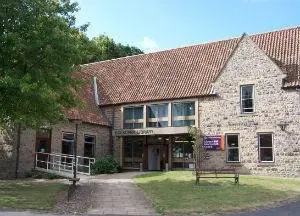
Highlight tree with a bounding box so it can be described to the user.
[0,0,87,128]
[187,127,208,171]
[85,35,143,63]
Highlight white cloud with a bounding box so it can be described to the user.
[140,37,159,53]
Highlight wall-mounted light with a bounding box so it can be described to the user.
[277,122,289,131]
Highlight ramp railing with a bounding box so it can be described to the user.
[34,152,95,176]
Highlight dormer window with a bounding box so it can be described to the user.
[240,85,254,113]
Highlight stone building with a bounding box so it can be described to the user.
[1,27,299,178]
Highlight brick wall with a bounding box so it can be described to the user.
[0,127,36,179]
[199,36,300,177]
[51,122,111,159]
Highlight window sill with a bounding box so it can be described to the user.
[238,113,258,117]
[226,161,242,165]
[257,162,276,167]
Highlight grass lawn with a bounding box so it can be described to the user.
[0,180,68,211]
[134,171,300,215]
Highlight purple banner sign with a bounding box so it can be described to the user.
[203,136,221,150]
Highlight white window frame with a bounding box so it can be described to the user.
[123,106,144,129]
[171,101,196,127]
[84,134,96,158]
[240,84,255,114]
[226,133,240,163]
[147,103,169,128]
[258,133,274,163]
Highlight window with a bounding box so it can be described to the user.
[123,136,143,168]
[147,104,168,127]
[62,132,75,155]
[172,136,194,168]
[84,135,95,158]
[123,106,144,129]
[258,133,274,162]
[226,134,240,162]
[240,85,254,113]
[172,102,195,127]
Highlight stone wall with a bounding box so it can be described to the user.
[199,36,300,177]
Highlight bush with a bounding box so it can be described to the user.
[91,155,121,175]
[25,170,63,179]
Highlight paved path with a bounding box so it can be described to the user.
[86,172,157,216]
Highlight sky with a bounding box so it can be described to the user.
[74,0,300,53]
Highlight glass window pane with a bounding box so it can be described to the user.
[227,135,239,147]
[158,121,168,127]
[84,143,94,157]
[124,108,133,120]
[158,104,168,117]
[124,141,132,157]
[85,135,95,143]
[148,122,157,127]
[172,102,195,116]
[184,102,195,116]
[260,148,273,161]
[227,149,239,162]
[124,123,133,129]
[259,134,272,147]
[63,133,74,141]
[133,123,143,128]
[242,85,253,99]
[172,103,182,116]
[172,120,195,127]
[134,107,143,119]
[62,141,73,155]
[147,106,156,118]
[243,99,253,111]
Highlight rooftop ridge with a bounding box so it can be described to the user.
[81,26,299,67]
[248,25,299,37]
[81,36,241,66]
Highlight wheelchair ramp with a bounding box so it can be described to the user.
[34,152,95,177]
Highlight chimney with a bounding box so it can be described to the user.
[93,77,100,106]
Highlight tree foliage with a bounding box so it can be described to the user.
[0,0,143,129]
[84,35,144,63]
[0,0,88,128]
[187,127,208,170]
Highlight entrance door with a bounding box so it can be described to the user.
[148,145,161,170]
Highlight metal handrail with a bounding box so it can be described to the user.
[34,152,95,175]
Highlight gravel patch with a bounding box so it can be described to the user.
[54,181,96,215]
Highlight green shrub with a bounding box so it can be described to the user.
[91,155,121,175]
[25,170,63,179]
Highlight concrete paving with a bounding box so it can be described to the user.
[86,172,157,216]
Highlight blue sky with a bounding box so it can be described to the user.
[74,0,300,53]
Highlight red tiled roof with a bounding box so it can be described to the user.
[79,27,300,106]
[251,27,300,88]
[66,72,110,126]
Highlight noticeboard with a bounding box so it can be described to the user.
[203,136,224,150]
